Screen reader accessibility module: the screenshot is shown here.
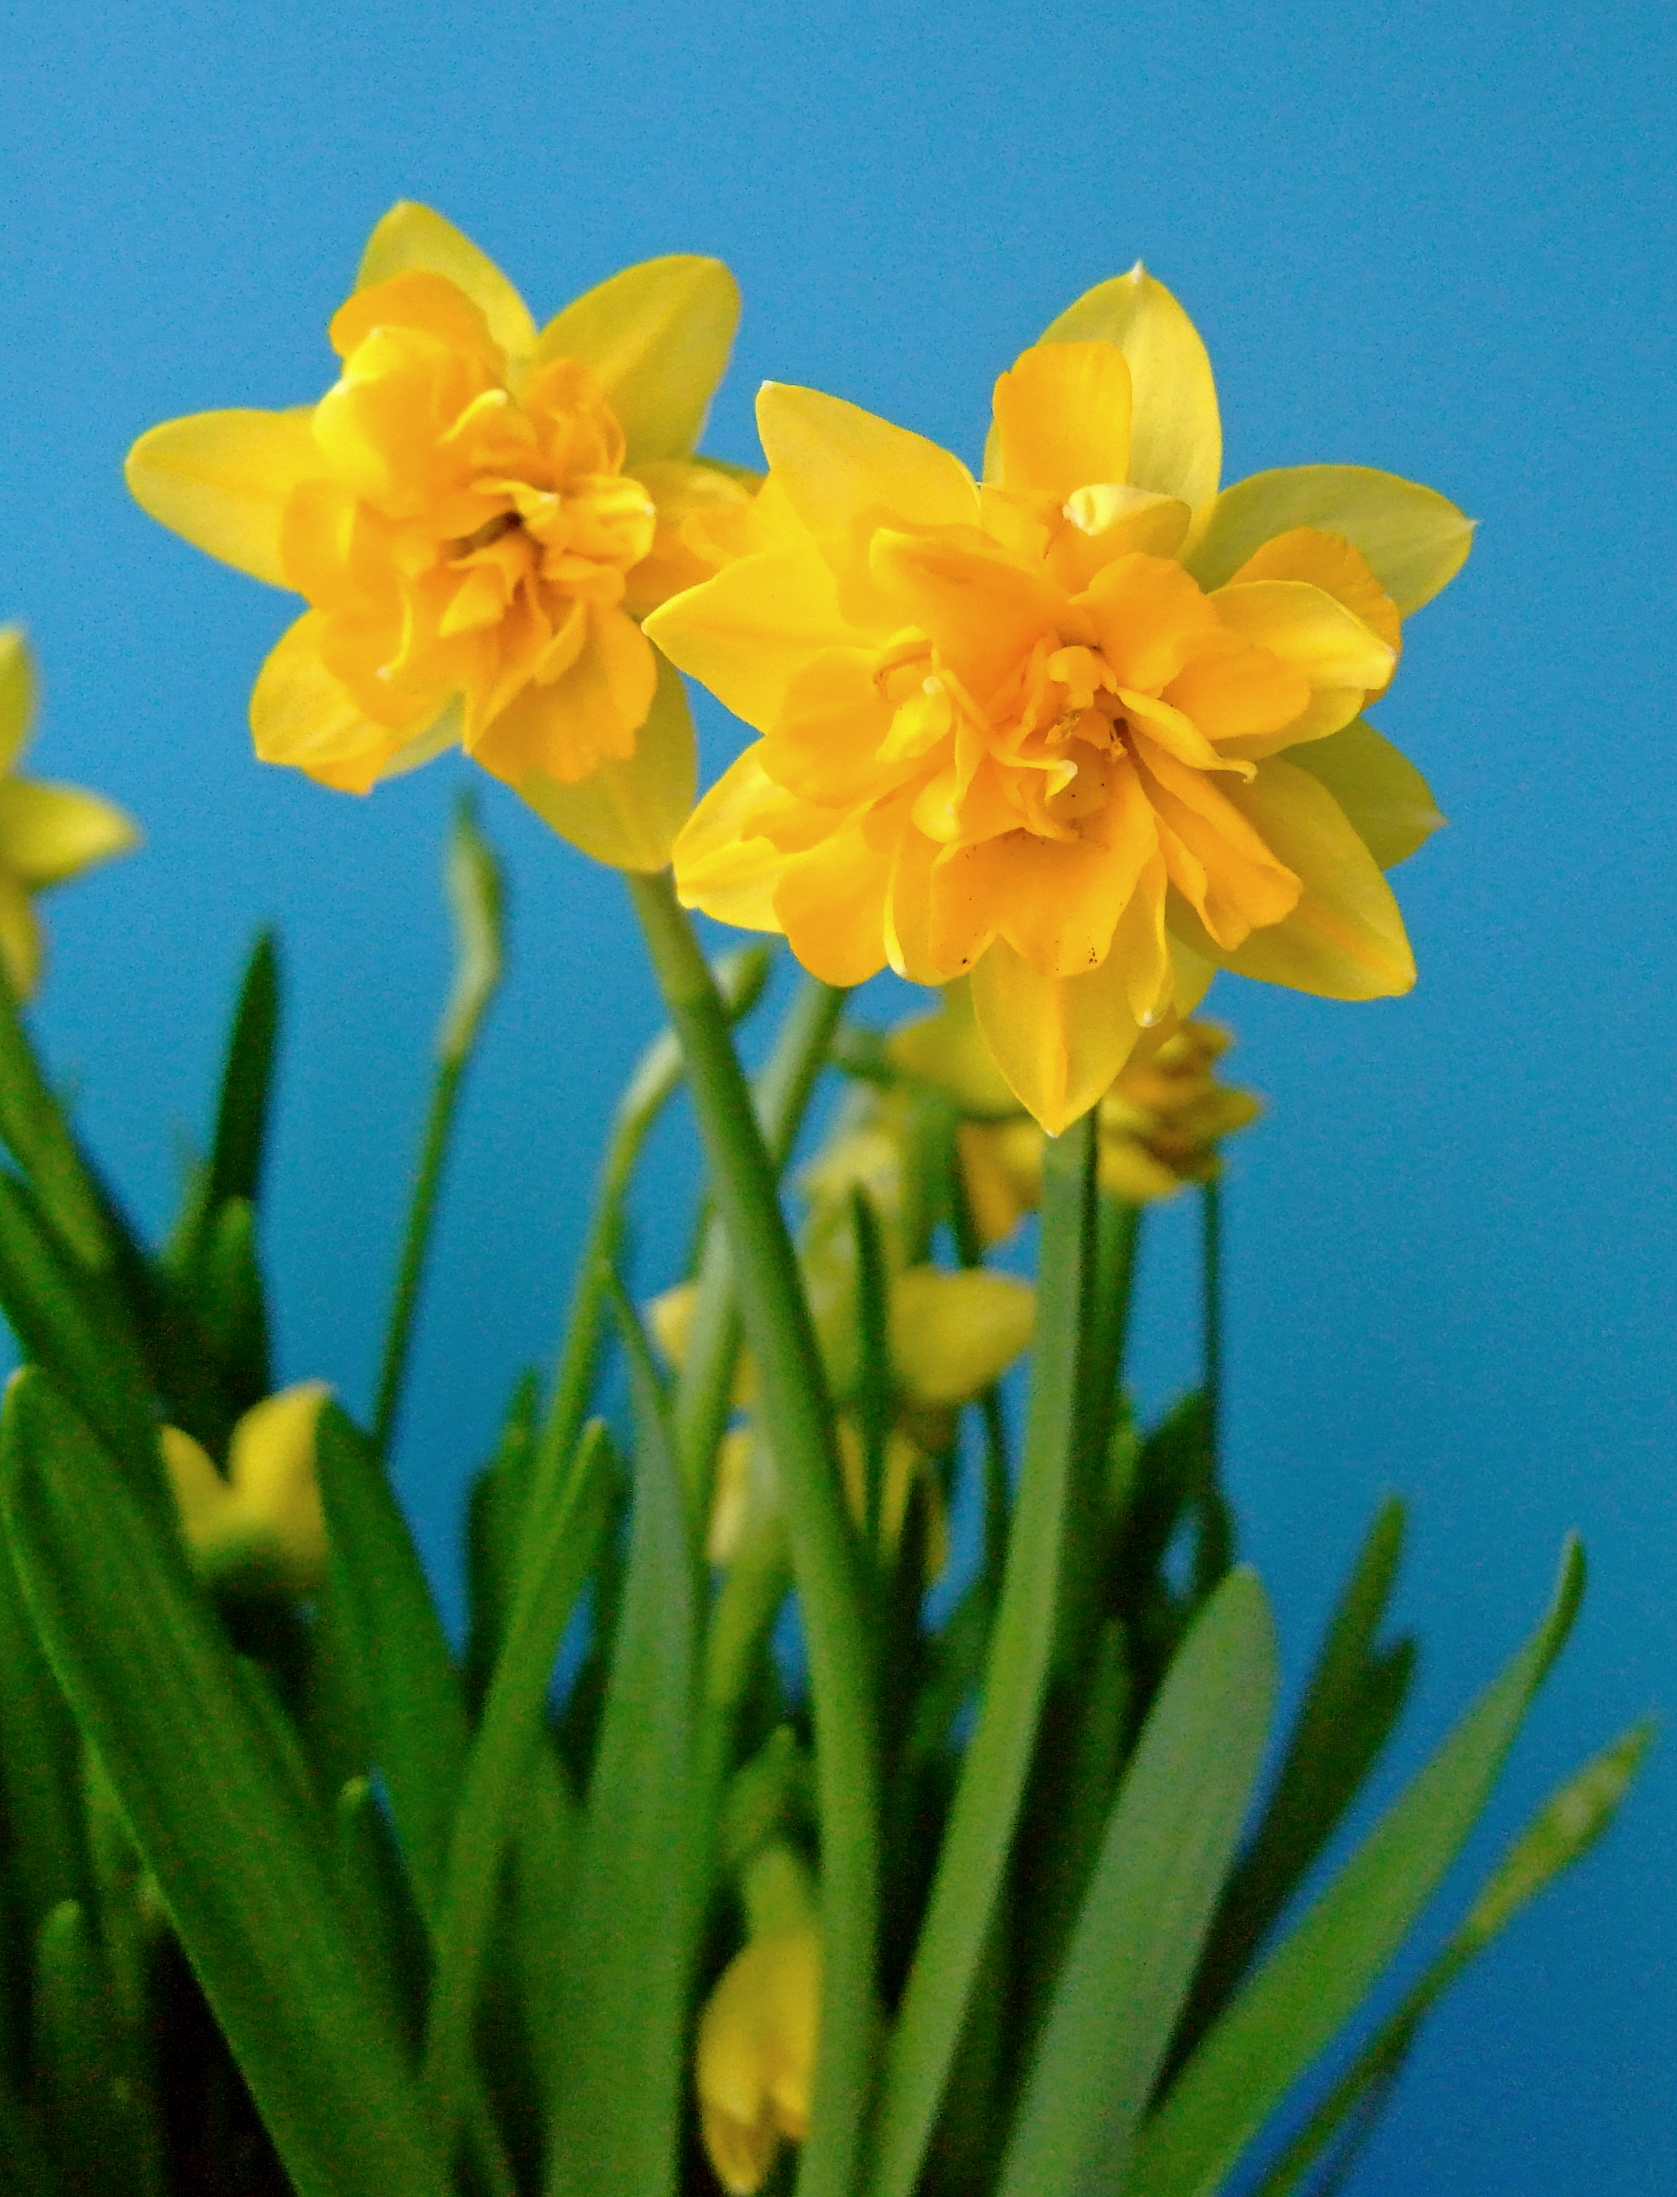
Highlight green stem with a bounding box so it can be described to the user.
[868,1105,1099,2197]
[1202,1177,1223,1466]
[627,872,879,2197]
[372,1053,464,1458]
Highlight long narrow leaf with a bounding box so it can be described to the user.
[425,1419,612,2136]
[35,1899,165,2197]
[0,966,115,1274]
[545,1291,697,2197]
[1131,1537,1586,2197]
[0,1369,446,2197]
[1251,1718,1652,2197]
[315,1402,468,1921]
[998,1568,1278,2197]
[870,1107,1099,2197]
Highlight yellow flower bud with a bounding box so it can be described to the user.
[162,1381,331,1594]
[696,1925,821,2196]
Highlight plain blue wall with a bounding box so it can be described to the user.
[0,1,1670,2187]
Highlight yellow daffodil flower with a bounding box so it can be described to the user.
[161,1381,331,1594]
[696,1923,821,2195]
[892,978,1261,1240]
[647,267,1467,1127]
[0,627,138,995]
[127,203,749,869]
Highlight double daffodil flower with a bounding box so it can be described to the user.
[127,203,747,869]
[0,627,138,995]
[648,266,1468,1129]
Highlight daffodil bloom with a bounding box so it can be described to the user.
[696,1924,821,2195]
[127,204,748,868]
[647,267,1467,1127]
[161,1381,331,1594]
[0,627,138,995]
[891,979,1261,1240]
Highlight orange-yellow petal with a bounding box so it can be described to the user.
[675,750,803,931]
[1211,579,1396,693]
[356,200,538,359]
[756,383,979,556]
[992,341,1132,501]
[970,933,1148,1134]
[1187,464,1473,614]
[529,256,739,463]
[250,612,423,790]
[772,817,895,986]
[645,539,854,734]
[518,652,697,871]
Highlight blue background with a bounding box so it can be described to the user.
[0,1,1670,2186]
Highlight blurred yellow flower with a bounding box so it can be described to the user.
[0,628,138,996]
[162,1381,331,1594]
[648,267,1467,1128]
[892,979,1261,1240]
[696,1924,821,2195]
[127,203,748,869]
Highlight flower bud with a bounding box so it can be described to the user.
[696,1925,821,2196]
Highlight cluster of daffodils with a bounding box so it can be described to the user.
[125,202,1467,1138]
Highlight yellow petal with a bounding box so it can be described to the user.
[0,627,35,771]
[888,979,1019,1117]
[250,612,420,789]
[773,820,893,987]
[0,782,139,886]
[1187,465,1473,613]
[1211,579,1396,691]
[228,1381,331,1591]
[890,1266,1034,1403]
[1228,528,1402,654]
[518,651,696,872]
[0,873,41,997]
[697,1929,821,2197]
[356,200,537,359]
[674,750,799,931]
[1026,264,1221,512]
[645,539,854,732]
[161,1425,234,1548]
[1287,716,1444,869]
[992,341,1132,500]
[1213,756,1416,997]
[970,935,1145,1134]
[531,256,739,463]
[756,384,979,552]
[125,409,326,588]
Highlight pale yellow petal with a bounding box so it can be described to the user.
[1287,716,1444,869]
[531,256,739,462]
[970,935,1144,1135]
[992,341,1132,500]
[0,782,139,886]
[161,1425,233,1549]
[1029,264,1221,511]
[228,1381,330,1590]
[756,384,979,551]
[645,539,854,733]
[1215,757,1416,997]
[125,409,326,587]
[250,613,416,789]
[888,979,1019,1118]
[356,201,537,359]
[0,874,41,997]
[0,627,35,771]
[1211,579,1396,691]
[1187,465,1473,613]
[674,750,797,931]
[890,1266,1034,1403]
[518,651,696,871]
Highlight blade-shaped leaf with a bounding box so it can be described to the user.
[0,966,115,1275]
[1131,1537,1585,2197]
[545,1293,697,2197]
[315,1401,468,1922]
[34,1899,166,2197]
[0,1536,89,1933]
[1250,1718,1653,2197]
[870,1109,1099,2197]
[997,1568,1277,2197]
[0,1369,446,2197]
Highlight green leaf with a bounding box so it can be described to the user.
[1177,1499,1416,2061]
[0,1534,89,1934]
[1131,1537,1586,2197]
[997,1569,1278,2197]
[1250,1719,1653,2197]
[198,1194,271,1410]
[0,966,115,1275]
[0,1169,158,1489]
[34,1899,166,2197]
[870,1108,1099,2197]
[466,1368,544,1706]
[0,1369,446,2197]
[315,1402,468,1923]
[194,931,281,1220]
[333,1777,430,2054]
[545,1292,697,2197]
[425,1420,612,2134]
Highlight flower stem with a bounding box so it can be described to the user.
[626,870,880,2197]
[1202,1176,1223,1465]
